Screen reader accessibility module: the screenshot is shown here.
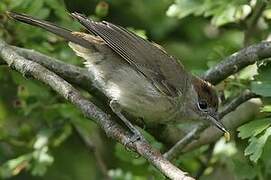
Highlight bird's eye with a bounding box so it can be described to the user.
[198,100,208,111]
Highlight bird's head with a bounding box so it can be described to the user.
[188,77,229,137]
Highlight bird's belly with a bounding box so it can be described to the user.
[119,91,175,124]
[86,61,175,124]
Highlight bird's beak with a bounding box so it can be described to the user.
[207,113,228,133]
[207,113,230,141]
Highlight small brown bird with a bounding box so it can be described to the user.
[7,12,228,142]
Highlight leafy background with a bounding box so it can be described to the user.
[0,0,271,179]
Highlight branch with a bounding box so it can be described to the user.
[219,90,260,119]
[0,39,194,180]
[203,41,271,85]
[163,124,207,160]
[5,39,265,162]
[11,46,93,90]
[3,37,267,167]
[11,46,108,106]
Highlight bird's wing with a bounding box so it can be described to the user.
[71,13,189,97]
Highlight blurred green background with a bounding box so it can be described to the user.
[0,0,271,179]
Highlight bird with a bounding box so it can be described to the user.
[7,11,229,143]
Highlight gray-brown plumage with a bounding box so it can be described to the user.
[7,12,228,137]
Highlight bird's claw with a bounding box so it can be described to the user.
[123,131,144,158]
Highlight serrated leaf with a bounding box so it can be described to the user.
[244,127,271,162]
[238,119,271,139]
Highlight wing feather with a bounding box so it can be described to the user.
[71,13,190,97]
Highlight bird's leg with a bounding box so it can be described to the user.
[110,100,145,145]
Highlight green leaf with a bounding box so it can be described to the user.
[127,28,147,39]
[238,119,271,139]
[256,60,271,81]
[211,4,236,26]
[44,0,68,21]
[52,124,72,147]
[25,0,45,17]
[251,61,271,97]
[244,127,271,162]
[232,158,258,179]
[0,154,32,178]
[264,9,271,19]
[8,0,25,9]
[167,0,249,26]
[31,147,54,176]
[95,1,109,18]
[114,143,142,163]
[34,130,51,149]
[261,105,271,112]
[251,81,271,97]
[166,0,203,19]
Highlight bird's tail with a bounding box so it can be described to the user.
[6,11,93,49]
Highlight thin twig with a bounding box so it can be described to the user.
[195,143,215,179]
[0,39,194,180]
[219,90,260,119]
[203,41,271,85]
[164,124,207,160]
[244,1,267,46]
